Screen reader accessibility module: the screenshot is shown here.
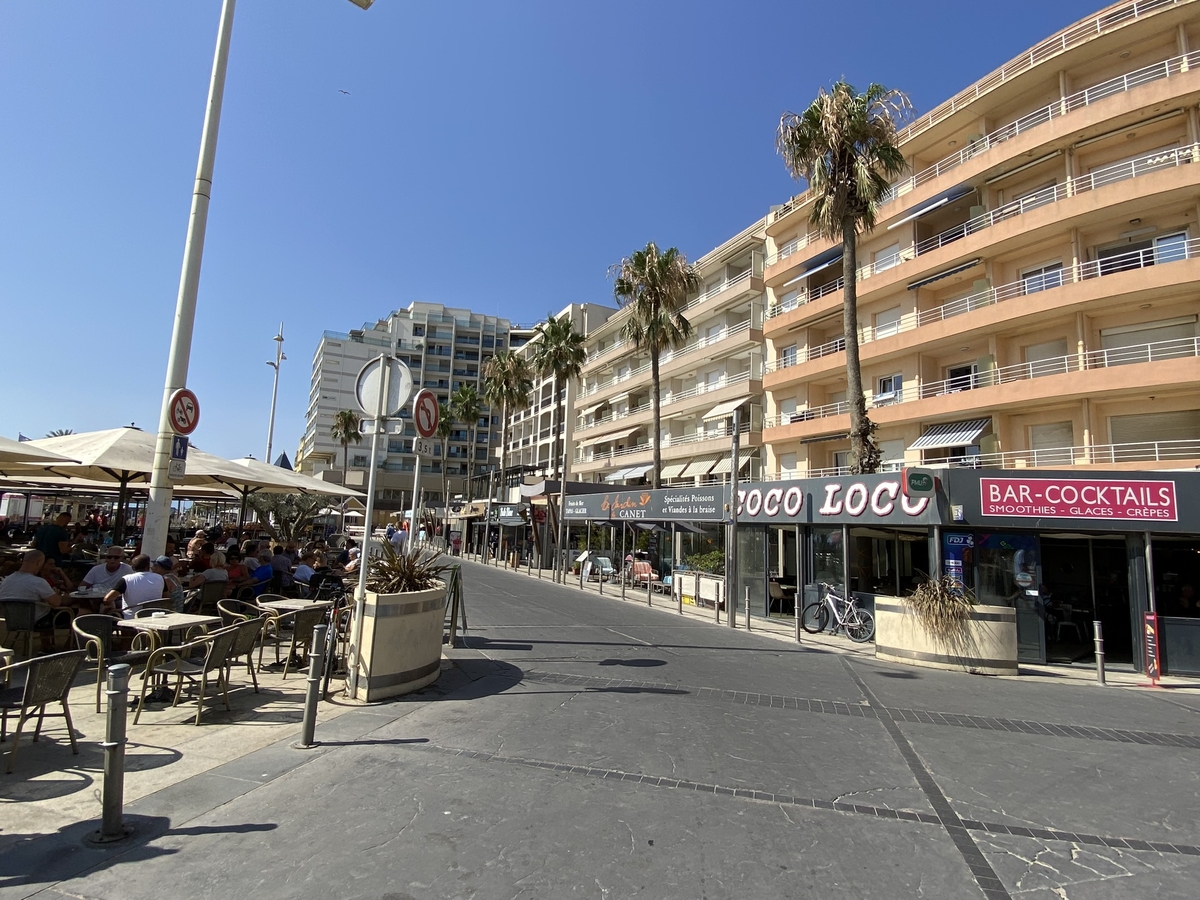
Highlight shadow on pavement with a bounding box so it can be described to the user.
[598,658,668,667]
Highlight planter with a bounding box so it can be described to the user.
[875,600,1018,676]
[357,582,446,702]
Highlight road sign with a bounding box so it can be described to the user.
[903,467,936,498]
[355,357,413,418]
[414,437,437,457]
[168,435,188,481]
[413,389,439,438]
[168,388,200,436]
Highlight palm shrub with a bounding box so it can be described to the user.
[776,82,910,474]
[905,574,976,642]
[366,538,451,595]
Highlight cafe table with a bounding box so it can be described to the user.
[116,612,222,646]
[257,598,333,614]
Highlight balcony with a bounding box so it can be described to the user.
[922,438,1200,470]
[765,335,1199,429]
[767,25,1197,232]
[766,235,1200,378]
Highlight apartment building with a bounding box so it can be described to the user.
[574,221,767,486]
[297,302,527,514]
[761,0,1200,479]
[496,303,617,502]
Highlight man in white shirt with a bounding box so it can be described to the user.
[102,554,166,619]
[81,549,134,593]
[0,549,67,650]
[389,526,407,554]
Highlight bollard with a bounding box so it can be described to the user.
[715,583,721,624]
[537,551,542,579]
[647,574,652,606]
[599,571,604,595]
[90,663,133,843]
[745,587,751,631]
[579,564,585,590]
[677,579,683,615]
[795,597,802,644]
[1094,620,1106,686]
[295,623,328,749]
[621,567,627,601]
[527,553,532,576]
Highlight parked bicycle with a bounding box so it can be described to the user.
[801,582,876,643]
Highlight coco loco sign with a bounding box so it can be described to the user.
[736,472,943,526]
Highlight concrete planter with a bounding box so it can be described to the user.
[358,582,446,702]
[875,600,1018,676]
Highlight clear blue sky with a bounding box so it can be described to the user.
[0,0,1103,462]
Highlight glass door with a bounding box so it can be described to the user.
[975,532,1045,663]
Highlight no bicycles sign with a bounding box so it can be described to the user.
[168,388,200,436]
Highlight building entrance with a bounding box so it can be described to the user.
[1039,537,1131,665]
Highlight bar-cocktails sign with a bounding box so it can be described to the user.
[979,477,1177,522]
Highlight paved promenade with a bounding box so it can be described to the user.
[5,557,1200,899]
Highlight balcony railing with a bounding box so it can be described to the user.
[765,275,845,320]
[767,235,1200,370]
[922,438,1200,469]
[765,336,1200,427]
[766,39,1197,230]
[575,420,755,465]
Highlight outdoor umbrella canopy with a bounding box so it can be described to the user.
[0,435,79,468]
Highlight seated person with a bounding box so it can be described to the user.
[293,552,317,597]
[238,551,274,598]
[270,545,294,589]
[188,550,229,590]
[186,529,208,558]
[341,547,361,576]
[0,549,68,651]
[39,557,76,595]
[81,549,133,594]
[155,556,187,611]
[224,549,253,591]
[102,554,167,619]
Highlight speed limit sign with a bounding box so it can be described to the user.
[413,389,439,438]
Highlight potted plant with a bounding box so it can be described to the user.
[874,574,1018,676]
[355,541,452,701]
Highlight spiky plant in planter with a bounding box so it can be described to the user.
[366,540,451,595]
[905,574,976,642]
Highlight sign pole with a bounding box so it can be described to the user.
[726,406,740,629]
[349,354,392,700]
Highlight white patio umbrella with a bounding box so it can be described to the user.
[0,435,79,468]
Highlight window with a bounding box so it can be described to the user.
[874,242,901,272]
[833,450,851,471]
[874,306,902,339]
[1109,410,1200,446]
[779,452,797,478]
[1030,421,1074,451]
[827,389,847,405]
[878,439,905,469]
[1023,339,1070,377]
[779,397,797,419]
[1100,316,1198,364]
[1097,232,1188,276]
[779,344,797,367]
[351,454,368,468]
[875,374,903,404]
[778,289,800,309]
[1021,262,1064,294]
[944,363,977,393]
[706,322,724,342]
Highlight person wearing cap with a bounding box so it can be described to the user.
[81,549,134,594]
[102,554,167,619]
[153,556,186,611]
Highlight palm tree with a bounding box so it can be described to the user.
[44,429,74,438]
[611,242,701,489]
[450,384,482,500]
[329,409,363,531]
[776,81,910,474]
[435,401,454,521]
[532,313,586,580]
[482,350,534,503]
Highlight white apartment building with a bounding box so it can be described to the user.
[573,221,767,486]
[297,302,522,515]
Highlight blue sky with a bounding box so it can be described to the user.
[0,0,1103,462]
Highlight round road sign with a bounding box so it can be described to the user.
[168,388,200,436]
[355,357,413,418]
[413,389,439,438]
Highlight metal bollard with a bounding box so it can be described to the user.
[647,574,652,606]
[599,571,604,595]
[621,568,627,601]
[795,597,802,644]
[1094,620,1106,686]
[90,663,133,843]
[527,553,532,576]
[296,623,328,749]
[537,551,542,579]
[678,579,683,615]
[715,583,721,624]
[745,587,751,631]
[579,564,585,590]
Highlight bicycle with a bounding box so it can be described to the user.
[800,582,876,643]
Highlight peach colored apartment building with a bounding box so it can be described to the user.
[762,0,1200,479]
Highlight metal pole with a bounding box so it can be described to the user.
[647,566,652,606]
[296,623,327,748]
[1093,620,1106,685]
[409,457,422,557]
[481,469,494,565]
[621,523,627,601]
[727,406,740,628]
[92,663,132,843]
[745,586,751,631]
[348,354,390,700]
[142,0,237,559]
[537,549,542,578]
[265,322,285,463]
[1143,530,1158,614]
[715,582,721,624]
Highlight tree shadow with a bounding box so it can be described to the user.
[0,742,182,804]
[598,658,668,667]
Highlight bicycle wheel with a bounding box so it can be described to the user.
[845,608,876,643]
[801,602,829,635]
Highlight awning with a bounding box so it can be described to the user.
[578,426,640,448]
[907,258,981,291]
[707,455,755,476]
[801,432,849,445]
[604,467,633,482]
[702,398,747,421]
[496,516,526,526]
[909,418,991,450]
[661,461,688,479]
[887,184,974,230]
[681,455,720,478]
[624,464,651,479]
[781,247,844,288]
[578,400,605,417]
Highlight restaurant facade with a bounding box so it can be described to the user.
[564,468,1200,675]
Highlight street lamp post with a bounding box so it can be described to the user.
[140,0,373,559]
[265,323,286,463]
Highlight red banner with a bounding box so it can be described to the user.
[980,477,1177,521]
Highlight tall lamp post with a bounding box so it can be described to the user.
[140,0,374,559]
[265,323,286,463]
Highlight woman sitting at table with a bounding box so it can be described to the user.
[39,557,77,595]
[156,556,187,611]
[188,550,229,591]
[293,552,317,597]
[224,549,253,595]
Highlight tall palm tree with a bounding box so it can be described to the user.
[482,350,534,503]
[611,241,701,489]
[329,409,363,531]
[776,81,910,474]
[450,384,482,500]
[532,313,586,580]
[45,429,75,438]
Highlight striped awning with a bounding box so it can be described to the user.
[702,398,747,421]
[681,455,720,478]
[909,418,991,450]
[661,461,688,479]
[578,426,640,448]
